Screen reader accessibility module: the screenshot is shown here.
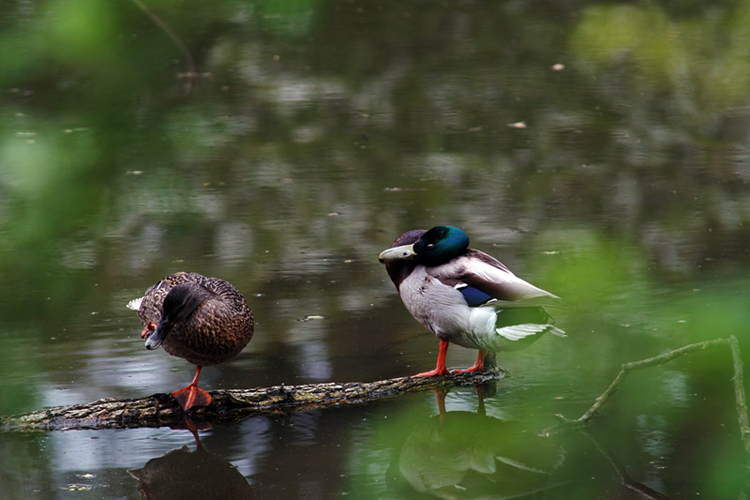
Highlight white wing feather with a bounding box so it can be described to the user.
[126,297,143,311]
[429,252,562,307]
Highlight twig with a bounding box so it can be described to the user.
[128,0,197,93]
[728,336,750,452]
[581,430,669,500]
[541,336,750,454]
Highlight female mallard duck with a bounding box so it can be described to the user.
[127,272,254,410]
[378,226,564,377]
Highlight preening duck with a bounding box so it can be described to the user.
[128,272,254,410]
[378,226,564,377]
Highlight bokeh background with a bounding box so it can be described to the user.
[2,0,750,498]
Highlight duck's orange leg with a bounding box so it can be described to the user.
[452,350,485,374]
[172,366,211,411]
[414,340,450,377]
[432,389,449,423]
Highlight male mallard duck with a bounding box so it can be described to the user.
[127,272,254,410]
[378,226,564,377]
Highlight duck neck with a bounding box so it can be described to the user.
[385,261,417,291]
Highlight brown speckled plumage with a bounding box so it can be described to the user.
[135,272,254,367]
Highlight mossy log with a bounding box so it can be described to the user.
[0,369,503,432]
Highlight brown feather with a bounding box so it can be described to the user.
[136,272,253,367]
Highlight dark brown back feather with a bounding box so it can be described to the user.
[136,272,254,366]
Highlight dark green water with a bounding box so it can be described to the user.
[2,0,750,498]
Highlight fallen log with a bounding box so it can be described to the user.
[0,369,503,432]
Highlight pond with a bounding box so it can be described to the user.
[2,0,750,498]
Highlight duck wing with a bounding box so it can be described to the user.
[427,249,562,308]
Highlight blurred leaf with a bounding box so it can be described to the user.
[48,0,116,62]
[530,230,646,306]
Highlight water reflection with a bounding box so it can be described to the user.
[579,430,669,500]
[380,387,676,500]
[129,419,252,500]
[386,389,568,499]
[2,0,750,497]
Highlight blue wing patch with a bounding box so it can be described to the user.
[458,285,494,307]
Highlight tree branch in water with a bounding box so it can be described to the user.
[0,369,503,432]
[542,336,750,454]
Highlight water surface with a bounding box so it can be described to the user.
[2,0,750,498]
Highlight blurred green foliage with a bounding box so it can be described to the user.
[572,0,750,108]
[0,0,749,496]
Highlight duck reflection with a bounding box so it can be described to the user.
[129,419,252,500]
[386,390,568,499]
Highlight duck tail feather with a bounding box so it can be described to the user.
[126,297,144,311]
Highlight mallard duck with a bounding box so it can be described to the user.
[378,225,564,377]
[127,272,254,410]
